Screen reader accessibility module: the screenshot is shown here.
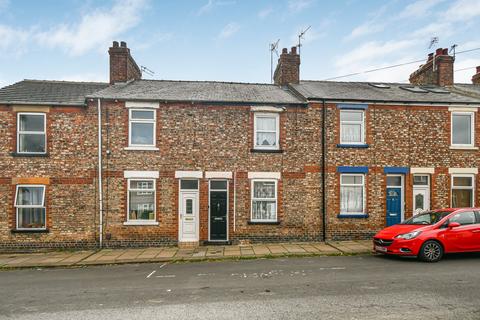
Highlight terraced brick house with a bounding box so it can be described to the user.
[1,41,480,250]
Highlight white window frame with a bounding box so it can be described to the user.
[17,112,47,154]
[339,110,365,145]
[14,184,46,230]
[339,173,365,215]
[253,113,280,150]
[451,111,474,147]
[128,109,156,148]
[451,174,475,207]
[250,179,278,222]
[126,178,157,225]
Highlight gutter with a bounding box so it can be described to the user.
[321,99,327,242]
[97,98,104,248]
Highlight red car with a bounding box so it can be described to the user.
[373,208,480,262]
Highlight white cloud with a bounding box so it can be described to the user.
[58,72,107,83]
[0,24,31,56]
[443,0,480,22]
[258,7,273,19]
[217,22,240,39]
[398,0,445,19]
[288,0,314,13]
[197,0,236,16]
[36,0,148,56]
[345,21,384,41]
[453,58,480,83]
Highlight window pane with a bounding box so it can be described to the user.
[452,114,472,145]
[413,175,428,185]
[256,132,277,146]
[341,124,362,143]
[453,176,473,187]
[450,211,476,225]
[180,180,198,190]
[19,114,44,132]
[256,117,276,131]
[340,111,362,121]
[452,189,472,208]
[131,122,154,145]
[131,110,154,120]
[340,186,363,213]
[387,176,402,186]
[252,200,276,220]
[210,180,227,190]
[253,181,275,199]
[19,133,45,153]
[129,180,154,190]
[16,187,44,206]
[17,208,45,229]
[415,194,424,210]
[185,199,193,215]
[129,191,154,220]
[341,175,362,185]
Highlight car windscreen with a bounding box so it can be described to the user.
[401,211,451,225]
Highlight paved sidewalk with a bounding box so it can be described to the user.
[0,240,372,269]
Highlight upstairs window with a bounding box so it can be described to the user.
[340,174,365,214]
[15,185,46,230]
[254,113,279,150]
[129,109,156,147]
[17,113,46,154]
[251,180,277,221]
[340,110,364,144]
[451,112,474,147]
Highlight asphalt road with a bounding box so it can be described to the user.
[0,253,479,320]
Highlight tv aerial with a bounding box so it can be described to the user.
[140,65,155,77]
[428,37,439,49]
[297,26,311,56]
[270,39,280,83]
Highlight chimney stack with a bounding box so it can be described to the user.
[108,41,142,84]
[472,66,480,85]
[273,46,300,86]
[409,47,454,87]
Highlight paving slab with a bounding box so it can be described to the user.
[283,244,307,253]
[312,243,341,254]
[252,245,271,255]
[266,245,288,255]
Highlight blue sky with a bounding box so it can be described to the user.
[1,0,480,88]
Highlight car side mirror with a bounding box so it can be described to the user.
[448,222,461,228]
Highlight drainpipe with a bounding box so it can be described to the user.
[322,99,327,242]
[97,98,103,248]
[233,171,236,233]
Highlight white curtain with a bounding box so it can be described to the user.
[341,124,361,143]
[256,132,276,146]
[16,187,44,206]
[340,186,363,213]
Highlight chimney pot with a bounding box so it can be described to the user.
[442,48,449,55]
[435,48,443,55]
[282,48,288,54]
[112,41,119,48]
[120,41,127,48]
[291,46,297,55]
[476,66,480,73]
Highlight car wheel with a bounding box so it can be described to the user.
[418,240,444,262]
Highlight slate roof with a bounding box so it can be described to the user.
[290,81,480,104]
[0,80,109,106]
[88,79,304,104]
[452,83,480,98]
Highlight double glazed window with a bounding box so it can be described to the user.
[127,179,156,221]
[340,110,364,144]
[254,113,279,150]
[17,113,46,154]
[451,112,474,147]
[340,174,365,214]
[14,185,46,230]
[451,175,474,208]
[251,180,277,221]
[129,109,156,147]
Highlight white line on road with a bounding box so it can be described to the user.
[156,275,176,278]
[146,270,156,278]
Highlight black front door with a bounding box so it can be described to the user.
[210,190,227,241]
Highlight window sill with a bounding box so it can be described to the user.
[250,148,283,153]
[449,146,478,150]
[247,220,280,225]
[124,146,159,151]
[123,221,159,226]
[337,214,369,219]
[337,144,369,149]
[11,152,49,157]
[11,229,49,233]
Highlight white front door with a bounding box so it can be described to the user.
[179,191,199,242]
[413,187,430,214]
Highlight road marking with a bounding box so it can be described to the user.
[146,270,156,278]
[156,275,176,278]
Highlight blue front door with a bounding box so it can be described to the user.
[386,187,402,226]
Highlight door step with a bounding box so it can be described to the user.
[203,240,231,246]
[178,241,199,248]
